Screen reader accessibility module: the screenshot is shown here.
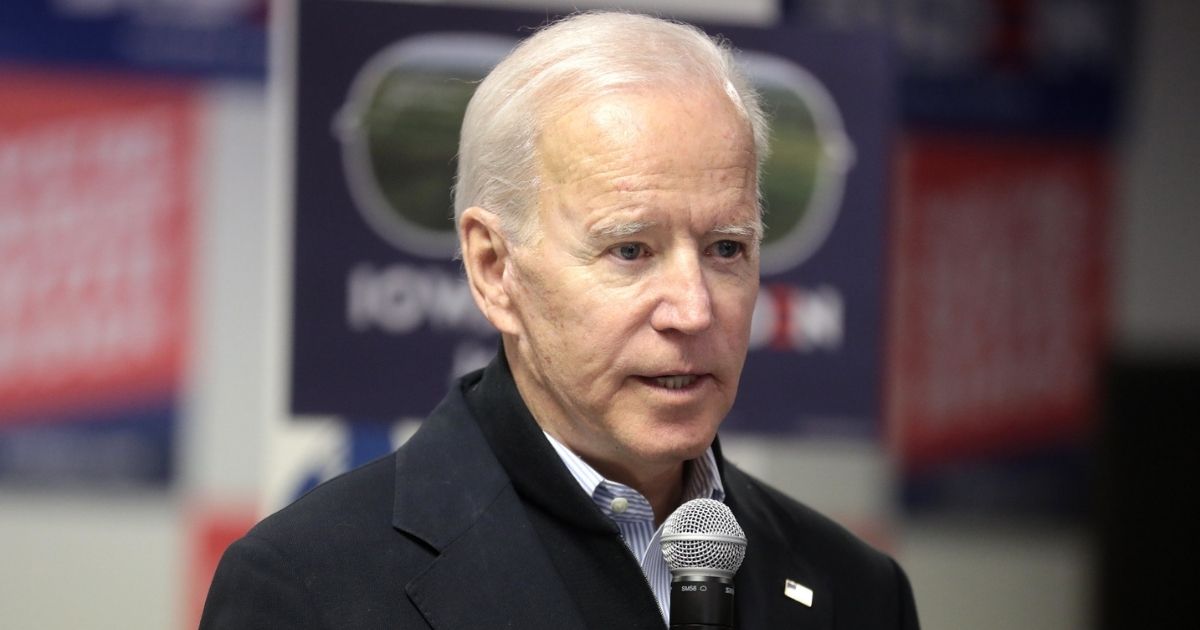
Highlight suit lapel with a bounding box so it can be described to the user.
[734,522,833,630]
[461,350,668,629]
[404,484,585,629]
[723,462,834,630]
[391,387,587,629]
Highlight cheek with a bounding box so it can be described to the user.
[739,284,759,324]
[552,300,646,388]
[715,276,759,325]
[510,260,571,327]
[517,270,610,363]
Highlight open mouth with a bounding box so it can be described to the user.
[656,375,697,390]
[637,374,706,391]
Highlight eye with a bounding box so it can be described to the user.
[711,240,744,259]
[611,243,646,261]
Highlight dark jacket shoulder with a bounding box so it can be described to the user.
[724,461,919,629]
[248,452,399,547]
[201,452,435,629]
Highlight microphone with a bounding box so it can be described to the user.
[661,498,747,630]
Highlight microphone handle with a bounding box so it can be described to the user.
[669,575,734,630]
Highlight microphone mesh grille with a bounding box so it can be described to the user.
[661,498,746,574]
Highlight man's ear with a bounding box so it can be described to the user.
[459,206,522,335]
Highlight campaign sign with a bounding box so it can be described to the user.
[782,0,1130,135]
[0,68,196,485]
[896,0,1128,136]
[886,134,1109,513]
[290,0,893,436]
[0,0,267,79]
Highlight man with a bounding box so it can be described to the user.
[202,12,919,629]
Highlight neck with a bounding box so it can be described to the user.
[502,338,691,526]
[585,455,685,527]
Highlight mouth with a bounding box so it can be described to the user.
[656,374,698,390]
[636,373,709,391]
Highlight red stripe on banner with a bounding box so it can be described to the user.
[769,283,793,351]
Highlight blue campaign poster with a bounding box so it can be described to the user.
[289,0,894,437]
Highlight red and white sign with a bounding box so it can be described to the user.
[886,135,1109,471]
[0,69,197,425]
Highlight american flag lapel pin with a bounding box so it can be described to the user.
[784,578,814,607]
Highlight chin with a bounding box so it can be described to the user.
[635,422,720,464]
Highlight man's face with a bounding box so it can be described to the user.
[502,88,760,479]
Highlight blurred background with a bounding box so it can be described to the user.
[1,0,1196,628]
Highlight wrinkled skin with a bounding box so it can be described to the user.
[461,87,760,516]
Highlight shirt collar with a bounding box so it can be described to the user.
[542,430,726,518]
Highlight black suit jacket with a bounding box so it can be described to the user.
[201,355,919,629]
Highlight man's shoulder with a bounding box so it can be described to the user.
[243,384,480,548]
[724,462,899,579]
[724,462,920,628]
[245,452,399,549]
[202,451,446,629]
[723,460,859,543]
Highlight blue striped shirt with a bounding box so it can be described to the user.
[543,432,725,625]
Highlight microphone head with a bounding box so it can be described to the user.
[661,498,747,578]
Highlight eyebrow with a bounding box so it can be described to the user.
[588,220,763,242]
[590,220,659,239]
[712,222,763,243]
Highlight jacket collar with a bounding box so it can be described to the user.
[390,359,589,629]
[464,348,620,535]
[457,350,829,627]
[392,349,832,629]
[724,463,834,629]
[391,347,622,545]
[389,374,509,549]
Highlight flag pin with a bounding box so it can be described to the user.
[784,579,813,607]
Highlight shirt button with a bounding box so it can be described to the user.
[610,497,629,514]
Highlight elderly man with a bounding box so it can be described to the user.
[202,12,918,629]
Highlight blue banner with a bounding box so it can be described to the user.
[290,0,894,437]
[782,0,1129,135]
[0,0,266,78]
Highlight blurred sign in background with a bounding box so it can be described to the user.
[0,69,197,486]
[889,136,1109,516]
[784,0,1126,518]
[1,1,1198,629]
[0,0,266,78]
[288,1,894,440]
[882,0,1123,518]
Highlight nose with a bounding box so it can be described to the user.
[650,252,714,335]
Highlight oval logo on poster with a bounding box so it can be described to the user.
[334,33,516,259]
[739,51,854,274]
[336,36,852,273]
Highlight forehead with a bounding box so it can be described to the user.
[539,88,754,173]
[534,88,758,226]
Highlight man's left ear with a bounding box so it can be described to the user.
[459,206,522,335]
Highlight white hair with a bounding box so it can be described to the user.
[453,11,770,244]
